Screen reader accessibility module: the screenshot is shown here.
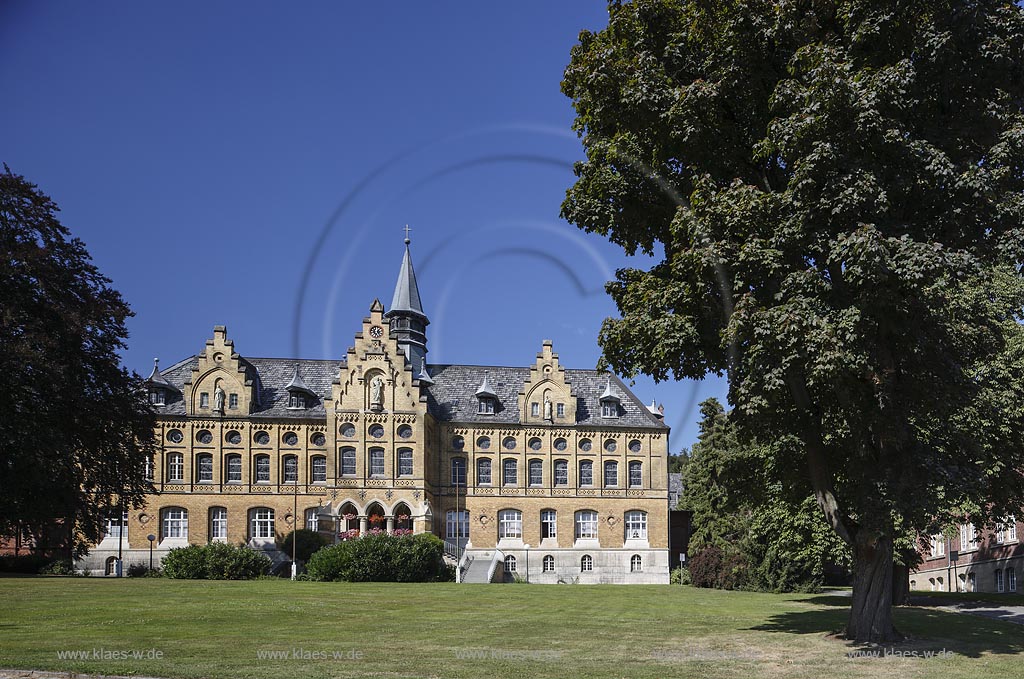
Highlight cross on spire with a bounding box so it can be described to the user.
[403,224,411,245]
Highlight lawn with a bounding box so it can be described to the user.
[1,577,1022,679]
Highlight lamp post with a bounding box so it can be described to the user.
[147,534,156,572]
[292,472,298,580]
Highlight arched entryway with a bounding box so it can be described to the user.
[393,502,413,534]
[365,502,387,535]
[339,502,360,539]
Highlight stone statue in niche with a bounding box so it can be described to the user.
[214,385,225,412]
[370,375,385,408]
[543,394,552,420]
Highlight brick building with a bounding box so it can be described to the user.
[912,517,1021,593]
[79,239,672,583]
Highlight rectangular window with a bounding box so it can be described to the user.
[150,390,165,406]
[446,510,469,539]
[997,569,1005,593]
[478,398,494,414]
[502,459,517,486]
[341,449,356,476]
[210,508,227,540]
[288,394,304,409]
[370,449,385,477]
[529,459,543,486]
[554,460,568,486]
[144,456,154,482]
[604,461,618,487]
[398,449,413,477]
[579,461,593,486]
[601,402,616,417]
[305,508,319,532]
[541,510,557,539]
[556,403,564,418]
[283,456,298,483]
[477,458,492,485]
[451,458,466,485]
[255,456,271,483]
[105,511,128,539]
[167,453,184,482]
[531,402,539,417]
[498,510,522,539]
[1009,568,1017,592]
[575,511,598,540]
[629,461,642,488]
[311,456,327,483]
[625,510,648,540]
[229,393,238,409]
[226,455,242,482]
[200,392,209,408]
[960,523,978,551]
[930,535,944,557]
[162,508,187,539]
[1010,518,1018,542]
[251,508,275,539]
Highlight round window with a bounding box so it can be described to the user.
[529,437,542,451]
[503,436,517,450]
[579,438,592,452]
[397,425,413,439]
[311,432,326,447]
[167,429,183,444]
[629,439,642,453]
[283,432,299,446]
[553,437,567,451]
[254,431,270,446]
[340,423,356,438]
[369,424,385,439]
[477,436,491,450]
[225,430,241,445]
[196,430,213,445]
[604,439,617,452]
[452,435,465,450]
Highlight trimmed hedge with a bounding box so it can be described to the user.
[280,529,329,563]
[306,533,447,582]
[0,554,54,574]
[162,543,271,580]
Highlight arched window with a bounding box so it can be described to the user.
[504,554,517,573]
[225,454,242,483]
[477,458,492,485]
[397,448,413,477]
[365,502,386,532]
[311,455,327,483]
[543,555,555,573]
[254,454,271,483]
[340,447,356,476]
[451,457,466,485]
[580,554,593,572]
[575,510,598,540]
[529,459,543,486]
[394,502,413,532]
[628,461,642,488]
[604,461,618,487]
[161,507,188,540]
[167,453,184,482]
[369,448,385,477]
[195,453,213,483]
[498,509,522,539]
[631,554,643,572]
[1009,568,1018,592]
[502,459,517,486]
[446,509,469,539]
[105,556,118,576]
[339,502,359,533]
[541,509,557,539]
[304,508,319,532]
[210,507,227,541]
[578,460,593,487]
[283,455,298,484]
[554,459,568,486]
[997,569,1005,593]
[624,510,648,540]
[249,507,275,540]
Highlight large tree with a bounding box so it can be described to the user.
[562,1,1024,642]
[0,166,155,558]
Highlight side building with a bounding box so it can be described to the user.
[80,240,672,583]
[913,518,1021,593]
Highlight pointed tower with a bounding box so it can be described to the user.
[384,232,429,369]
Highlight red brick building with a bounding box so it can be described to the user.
[912,517,1021,593]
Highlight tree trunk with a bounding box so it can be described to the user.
[847,530,901,642]
[891,562,910,606]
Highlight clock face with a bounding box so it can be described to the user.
[369,325,383,339]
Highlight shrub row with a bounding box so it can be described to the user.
[305,533,449,582]
[162,542,271,579]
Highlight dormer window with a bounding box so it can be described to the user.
[479,397,495,414]
[288,393,305,409]
[475,374,497,415]
[599,377,620,419]
[149,389,166,406]
[284,364,315,411]
[145,358,178,408]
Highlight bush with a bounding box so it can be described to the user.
[125,562,160,578]
[689,547,749,590]
[39,560,77,576]
[306,533,446,582]
[0,554,53,574]
[279,529,329,563]
[670,566,692,585]
[162,543,271,580]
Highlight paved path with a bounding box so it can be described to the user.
[823,590,1024,625]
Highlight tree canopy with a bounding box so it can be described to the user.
[562,0,1024,641]
[0,166,155,557]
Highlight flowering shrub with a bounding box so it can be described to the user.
[338,529,360,541]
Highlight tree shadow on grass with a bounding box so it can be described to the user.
[749,603,1024,658]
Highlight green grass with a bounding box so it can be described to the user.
[1,578,1022,679]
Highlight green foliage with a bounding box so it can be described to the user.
[689,546,749,590]
[279,529,329,563]
[305,533,446,582]
[161,543,271,580]
[669,566,691,585]
[38,560,77,576]
[0,554,53,574]
[125,563,161,578]
[0,166,156,557]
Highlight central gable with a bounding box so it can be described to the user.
[518,339,576,425]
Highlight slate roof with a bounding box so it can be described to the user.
[150,357,667,429]
[669,472,684,509]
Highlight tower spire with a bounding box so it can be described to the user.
[385,231,429,369]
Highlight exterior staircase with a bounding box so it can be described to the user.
[459,549,504,583]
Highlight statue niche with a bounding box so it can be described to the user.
[368,373,385,411]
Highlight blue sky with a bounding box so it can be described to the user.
[2,1,728,449]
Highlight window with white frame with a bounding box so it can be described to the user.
[498,509,522,539]
[557,403,564,418]
[255,455,271,483]
[631,554,643,572]
[397,449,413,477]
[541,509,557,539]
[288,393,305,409]
[502,459,517,486]
[579,460,593,486]
[930,534,945,557]
[580,554,593,572]
[226,454,242,483]
[200,392,209,408]
[304,508,319,532]
[997,569,1005,593]
[451,457,466,485]
[446,509,469,539]
[504,554,517,573]
[604,461,618,487]
[167,453,184,482]
[250,508,275,539]
[283,455,298,483]
[105,511,128,539]
[150,389,165,405]
[531,402,539,417]
[575,510,598,540]
[601,401,617,418]
[554,459,568,486]
[210,507,227,540]
[477,458,492,485]
[144,456,154,482]
[529,459,543,486]
[478,397,495,414]
[1010,517,1018,542]
[629,461,642,487]
[625,510,648,540]
[341,448,356,476]
[229,393,238,409]
[960,523,978,551]
[543,555,554,572]
[162,507,188,539]
[1009,568,1017,592]
[311,456,327,483]
[369,448,385,477]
